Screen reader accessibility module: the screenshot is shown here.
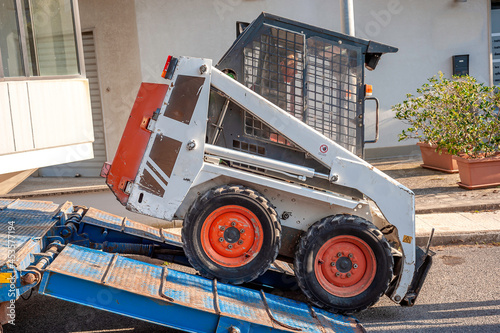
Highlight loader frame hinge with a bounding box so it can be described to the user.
[145,108,161,132]
[123,181,133,195]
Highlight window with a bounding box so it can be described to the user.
[0,0,24,76]
[0,0,80,78]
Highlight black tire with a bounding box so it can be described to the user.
[294,214,393,314]
[182,185,281,284]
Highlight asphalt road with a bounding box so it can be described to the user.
[357,244,500,333]
[3,244,500,333]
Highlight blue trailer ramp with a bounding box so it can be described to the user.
[0,199,365,332]
[39,244,364,332]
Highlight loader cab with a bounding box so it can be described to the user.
[212,13,397,159]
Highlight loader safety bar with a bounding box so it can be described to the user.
[204,144,330,181]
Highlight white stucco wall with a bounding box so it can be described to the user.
[356,0,490,150]
[79,0,143,161]
[134,0,490,155]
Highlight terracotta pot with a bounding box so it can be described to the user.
[417,142,458,173]
[453,154,500,189]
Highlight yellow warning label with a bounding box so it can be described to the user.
[402,235,413,244]
[0,272,13,284]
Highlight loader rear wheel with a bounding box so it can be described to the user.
[294,214,393,314]
[182,185,281,284]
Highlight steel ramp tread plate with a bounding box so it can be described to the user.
[47,244,215,309]
[0,199,62,267]
[315,308,363,333]
[0,199,61,213]
[161,228,183,244]
[162,269,216,312]
[0,199,15,209]
[263,294,361,333]
[0,235,34,268]
[214,282,273,327]
[81,207,181,246]
[106,255,163,297]
[80,207,294,276]
[48,245,111,281]
[44,244,363,333]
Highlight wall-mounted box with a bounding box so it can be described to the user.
[452,54,469,76]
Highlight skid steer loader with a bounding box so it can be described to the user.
[102,13,432,314]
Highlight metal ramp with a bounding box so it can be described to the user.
[39,244,363,332]
[0,199,65,271]
[80,206,183,247]
[0,199,365,332]
[75,206,297,288]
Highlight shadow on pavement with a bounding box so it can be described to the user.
[358,295,500,332]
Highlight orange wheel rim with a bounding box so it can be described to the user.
[200,205,263,267]
[314,235,376,298]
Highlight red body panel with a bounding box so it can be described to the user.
[106,83,169,205]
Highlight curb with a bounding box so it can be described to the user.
[416,202,500,215]
[416,231,500,247]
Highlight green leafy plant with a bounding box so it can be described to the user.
[394,72,500,158]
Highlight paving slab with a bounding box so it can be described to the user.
[372,157,500,214]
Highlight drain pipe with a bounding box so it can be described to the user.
[340,0,355,36]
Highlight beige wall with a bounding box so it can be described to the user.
[134,0,490,156]
[78,0,143,161]
[357,0,490,150]
[77,0,490,159]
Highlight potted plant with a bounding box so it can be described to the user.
[437,76,500,189]
[395,73,500,188]
[393,72,459,173]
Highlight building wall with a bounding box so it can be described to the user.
[78,0,143,161]
[0,0,94,184]
[133,0,490,158]
[491,7,500,86]
[357,0,490,154]
[0,79,94,175]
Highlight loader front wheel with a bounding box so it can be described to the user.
[294,214,393,314]
[182,185,281,284]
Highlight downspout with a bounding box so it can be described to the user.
[340,0,355,36]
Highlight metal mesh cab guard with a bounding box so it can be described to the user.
[216,12,397,157]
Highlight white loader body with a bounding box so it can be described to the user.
[124,57,416,305]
